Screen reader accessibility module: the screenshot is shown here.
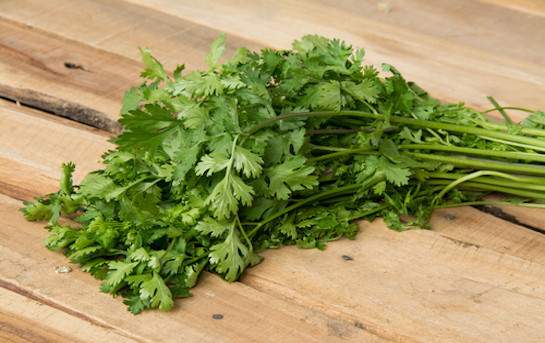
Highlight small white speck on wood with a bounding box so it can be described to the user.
[55,265,72,274]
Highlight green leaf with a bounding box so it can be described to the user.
[124,295,149,314]
[206,33,226,69]
[140,48,168,81]
[21,200,53,222]
[68,246,101,263]
[116,104,180,152]
[139,272,174,311]
[209,226,249,282]
[341,79,381,103]
[377,158,411,186]
[278,219,297,239]
[303,81,341,111]
[195,217,231,238]
[195,152,230,176]
[45,225,78,250]
[120,87,142,115]
[206,172,254,219]
[79,174,124,201]
[103,261,139,288]
[233,146,263,178]
[266,156,318,200]
[60,162,76,194]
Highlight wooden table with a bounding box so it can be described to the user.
[1,1,545,342]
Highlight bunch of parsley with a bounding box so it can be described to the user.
[22,35,545,313]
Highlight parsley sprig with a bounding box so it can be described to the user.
[22,35,545,313]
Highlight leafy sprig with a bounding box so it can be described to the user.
[22,34,545,313]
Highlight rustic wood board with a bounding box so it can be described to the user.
[1,0,545,342]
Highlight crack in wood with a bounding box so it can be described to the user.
[0,279,146,343]
[474,205,545,235]
[0,85,120,133]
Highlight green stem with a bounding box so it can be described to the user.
[477,122,545,138]
[347,204,388,221]
[432,171,523,204]
[479,136,545,153]
[244,111,545,149]
[410,153,545,175]
[308,147,374,163]
[427,172,545,185]
[429,172,545,186]
[435,201,545,209]
[486,96,513,124]
[248,173,385,239]
[235,215,253,252]
[399,144,545,163]
[309,144,350,152]
[482,106,536,114]
[184,253,208,265]
[306,128,371,135]
[426,180,545,200]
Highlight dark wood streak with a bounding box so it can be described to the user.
[0,314,57,343]
[0,180,38,201]
[0,279,146,343]
[0,85,120,132]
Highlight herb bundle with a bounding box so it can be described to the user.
[23,35,545,313]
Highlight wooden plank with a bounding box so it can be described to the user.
[0,287,135,343]
[243,219,545,342]
[3,97,545,340]
[481,0,545,17]
[0,0,262,72]
[0,18,142,130]
[0,100,112,196]
[126,0,545,119]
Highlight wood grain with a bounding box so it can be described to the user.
[0,287,134,343]
[243,219,545,342]
[0,0,262,72]
[0,18,141,130]
[127,0,545,119]
[481,0,545,17]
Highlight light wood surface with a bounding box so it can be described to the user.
[1,1,545,342]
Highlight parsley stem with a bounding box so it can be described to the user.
[486,96,514,124]
[410,153,545,175]
[432,170,524,204]
[399,144,545,163]
[307,147,374,163]
[482,106,536,114]
[426,180,545,200]
[429,172,545,186]
[309,144,350,152]
[236,215,253,252]
[478,136,545,153]
[435,201,545,209]
[245,111,545,149]
[248,173,385,239]
[477,121,545,138]
[347,204,388,221]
